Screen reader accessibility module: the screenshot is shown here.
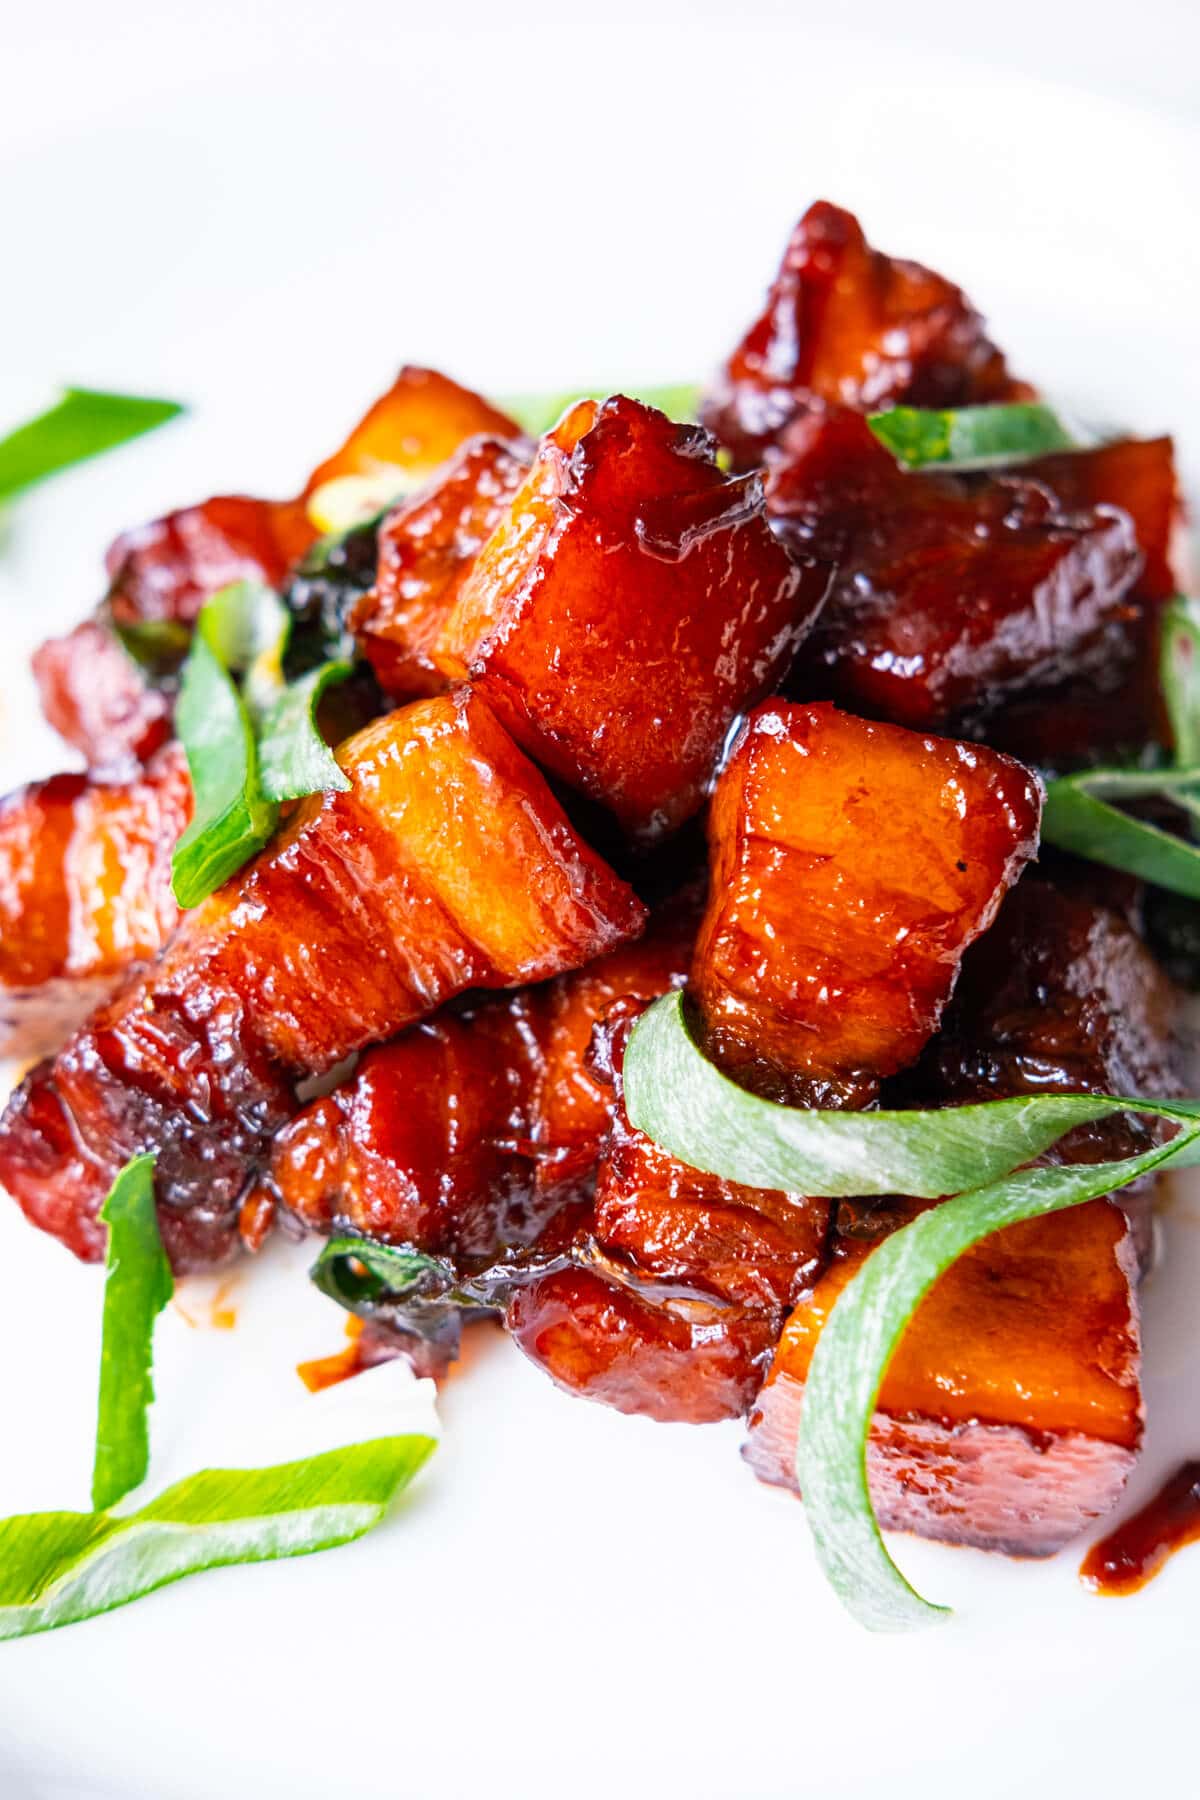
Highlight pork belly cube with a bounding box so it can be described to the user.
[701,200,1026,466]
[506,1265,780,1425]
[744,1199,1143,1555]
[104,494,314,629]
[0,689,644,1270]
[692,701,1041,1107]
[0,745,191,1060]
[435,396,826,840]
[351,435,530,701]
[32,619,175,771]
[907,874,1183,1184]
[270,890,699,1256]
[302,366,522,501]
[1027,436,1180,604]
[506,1002,831,1424]
[270,1001,548,1259]
[770,406,1145,732]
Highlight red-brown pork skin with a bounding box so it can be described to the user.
[0,745,191,1059]
[701,199,1027,466]
[0,689,644,1270]
[435,396,828,840]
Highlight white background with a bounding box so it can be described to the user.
[1,5,1199,1798]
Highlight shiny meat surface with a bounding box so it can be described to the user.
[701,200,1025,465]
[769,407,1144,733]
[745,1200,1142,1554]
[32,619,175,772]
[692,701,1042,1106]
[352,435,530,700]
[0,745,191,1059]
[0,690,644,1269]
[301,366,521,498]
[436,396,826,839]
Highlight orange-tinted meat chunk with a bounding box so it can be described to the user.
[507,1265,779,1425]
[1028,435,1180,604]
[906,874,1182,1175]
[0,689,644,1270]
[302,366,521,499]
[745,1199,1142,1554]
[692,701,1042,1107]
[104,495,314,629]
[506,1004,832,1424]
[351,435,530,700]
[270,892,700,1251]
[32,619,175,771]
[702,200,1026,466]
[0,745,191,1059]
[436,396,826,840]
[770,407,1144,732]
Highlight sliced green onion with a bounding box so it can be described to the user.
[501,383,701,437]
[91,1157,173,1512]
[867,401,1083,471]
[622,991,1200,1197]
[1161,596,1200,768]
[172,581,352,907]
[257,661,352,803]
[0,387,185,504]
[0,1437,434,1642]
[623,991,1200,1629]
[171,620,278,909]
[799,1131,1200,1630]
[112,616,192,677]
[1041,765,1200,897]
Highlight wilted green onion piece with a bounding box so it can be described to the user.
[867,401,1081,471]
[171,581,351,906]
[502,383,702,436]
[1041,765,1200,897]
[311,1237,455,1314]
[1160,597,1200,770]
[623,991,1200,1628]
[0,387,184,504]
[258,661,352,803]
[91,1157,173,1512]
[1040,596,1200,895]
[0,1437,435,1641]
[171,614,278,908]
[799,1131,1200,1630]
[622,991,1200,1196]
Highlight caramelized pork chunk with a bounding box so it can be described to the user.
[769,407,1144,733]
[351,435,530,700]
[0,745,191,1059]
[32,619,176,771]
[1027,435,1179,604]
[906,874,1183,1172]
[0,689,644,1269]
[302,366,521,503]
[745,1199,1142,1554]
[436,396,826,839]
[506,1266,780,1425]
[701,200,1026,466]
[270,892,700,1251]
[692,701,1042,1107]
[34,367,516,767]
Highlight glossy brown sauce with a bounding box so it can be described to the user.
[296,1316,366,1392]
[1080,1462,1200,1595]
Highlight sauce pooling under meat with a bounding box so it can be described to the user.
[1080,1462,1200,1595]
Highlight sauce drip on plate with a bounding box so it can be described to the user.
[1080,1462,1200,1596]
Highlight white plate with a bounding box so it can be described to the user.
[1,25,1198,1800]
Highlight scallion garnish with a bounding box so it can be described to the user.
[0,1438,434,1641]
[622,991,1200,1629]
[171,580,350,908]
[867,401,1083,470]
[91,1156,173,1512]
[0,387,184,504]
[0,1159,437,1641]
[1040,596,1200,895]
